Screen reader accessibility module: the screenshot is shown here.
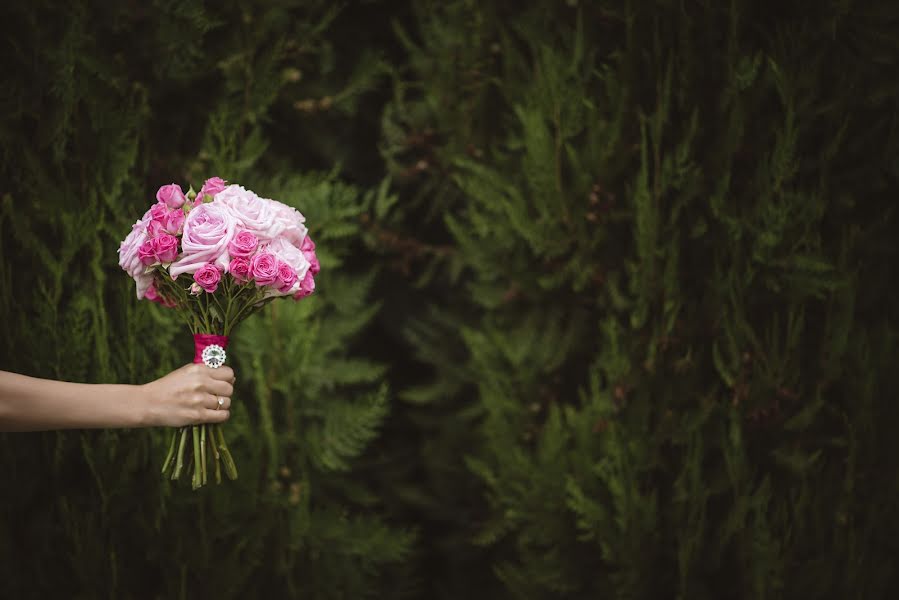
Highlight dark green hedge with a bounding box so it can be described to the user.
[2,1,898,599]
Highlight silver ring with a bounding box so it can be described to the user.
[216,397,225,410]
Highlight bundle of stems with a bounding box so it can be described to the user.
[153,268,277,489]
[161,423,237,488]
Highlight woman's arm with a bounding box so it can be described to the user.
[0,363,235,432]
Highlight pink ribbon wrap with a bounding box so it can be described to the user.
[193,334,230,364]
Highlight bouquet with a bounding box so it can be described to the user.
[117,177,319,489]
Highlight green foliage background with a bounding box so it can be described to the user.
[1,1,898,598]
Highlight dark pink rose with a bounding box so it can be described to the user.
[276,261,298,293]
[198,177,227,203]
[306,252,320,276]
[150,202,169,222]
[145,282,176,308]
[250,252,279,286]
[157,183,187,209]
[300,235,320,275]
[193,263,222,293]
[293,271,315,299]
[152,233,179,263]
[147,219,166,238]
[227,230,259,258]
[138,240,156,266]
[164,209,185,235]
[228,257,251,283]
[150,203,185,235]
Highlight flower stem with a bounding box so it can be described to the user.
[173,427,188,480]
[162,429,178,475]
[191,425,202,490]
[200,424,207,487]
[214,424,238,480]
[207,426,222,484]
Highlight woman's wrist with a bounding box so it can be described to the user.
[135,383,158,428]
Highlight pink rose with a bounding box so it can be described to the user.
[276,261,298,293]
[145,283,161,303]
[164,209,185,235]
[150,202,169,223]
[227,230,259,258]
[157,183,187,209]
[300,235,319,275]
[118,218,153,299]
[169,202,237,277]
[138,240,157,265]
[145,282,176,308]
[250,252,279,286]
[150,203,185,235]
[215,185,305,242]
[198,177,227,202]
[228,257,251,283]
[193,263,222,293]
[152,233,179,263]
[147,219,166,238]
[306,254,320,276]
[293,271,315,299]
[266,238,310,286]
[269,199,308,247]
[189,282,202,295]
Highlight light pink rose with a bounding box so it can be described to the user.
[276,262,298,293]
[198,177,227,203]
[194,263,222,293]
[157,183,187,209]
[214,185,274,235]
[215,185,305,242]
[118,218,153,299]
[250,252,279,286]
[189,282,202,295]
[138,240,157,265]
[169,202,237,277]
[268,199,308,247]
[293,271,315,299]
[152,233,179,263]
[266,238,310,286]
[228,257,251,283]
[164,209,185,235]
[227,230,259,258]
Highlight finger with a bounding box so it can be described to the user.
[202,408,230,424]
[202,394,232,411]
[208,365,234,382]
[203,378,234,398]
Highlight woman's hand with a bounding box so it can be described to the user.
[141,363,235,427]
